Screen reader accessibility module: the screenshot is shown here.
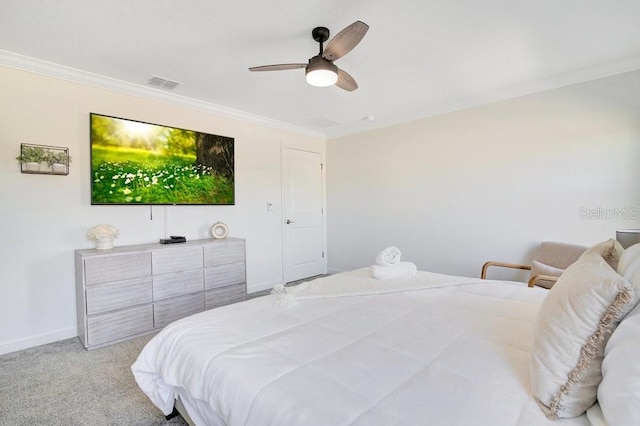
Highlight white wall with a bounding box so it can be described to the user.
[0,65,325,355]
[3,64,638,356]
[327,71,640,278]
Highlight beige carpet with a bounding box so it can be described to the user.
[0,334,188,426]
[0,278,324,425]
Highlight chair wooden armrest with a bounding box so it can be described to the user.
[527,274,558,288]
[481,261,531,279]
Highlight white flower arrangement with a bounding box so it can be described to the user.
[87,224,119,241]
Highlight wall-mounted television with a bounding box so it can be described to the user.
[90,113,234,205]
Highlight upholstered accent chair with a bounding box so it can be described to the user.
[481,241,588,288]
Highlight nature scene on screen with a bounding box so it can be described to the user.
[90,114,234,205]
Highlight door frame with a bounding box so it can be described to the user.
[281,145,327,283]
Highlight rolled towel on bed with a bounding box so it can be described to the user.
[369,261,417,280]
[375,246,402,266]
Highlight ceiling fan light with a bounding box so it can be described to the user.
[306,69,338,87]
[305,56,338,87]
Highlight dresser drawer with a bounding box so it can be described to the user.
[205,283,246,310]
[152,245,203,275]
[86,277,152,315]
[204,262,245,289]
[204,241,245,266]
[154,292,204,328]
[87,305,153,346]
[153,269,203,301]
[84,253,151,285]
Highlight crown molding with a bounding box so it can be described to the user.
[4,49,639,142]
[325,55,640,139]
[0,49,325,140]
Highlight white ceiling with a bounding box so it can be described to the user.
[1,0,640,139]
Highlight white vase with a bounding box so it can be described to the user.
[52,163,66,174]
[95,238,114,250]
[39,161,52,173]
[24,162,40,172]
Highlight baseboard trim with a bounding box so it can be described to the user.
[247,279,282,295]
[327,268,345,275]
[0,326,77,356]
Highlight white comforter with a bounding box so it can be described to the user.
[132,269,589,426]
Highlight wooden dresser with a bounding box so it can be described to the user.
[75,237,246,349]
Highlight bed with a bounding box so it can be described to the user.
[132,244,640,426]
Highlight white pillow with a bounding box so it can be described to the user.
[530,253,639,419]
[598,244,640,426]
[586,402,608,426]
[617,242,640,289]
[580,238,624,271]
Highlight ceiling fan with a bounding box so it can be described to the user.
[249,21,369,91]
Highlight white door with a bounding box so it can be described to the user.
[283,148,324,282]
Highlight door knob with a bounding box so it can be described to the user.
[286,219,296,224]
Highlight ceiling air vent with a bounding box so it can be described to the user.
[146,75,181,90]
[308,118,340,128]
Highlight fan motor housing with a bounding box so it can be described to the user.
[307,56,338,73]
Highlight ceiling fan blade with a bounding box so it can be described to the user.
[335,68,358,91]
[248,63,306,72]
[323,21,369,61]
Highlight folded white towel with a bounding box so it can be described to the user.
[375,246,401,266]
[369,262,417,280]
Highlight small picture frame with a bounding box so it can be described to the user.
[17,143,70,175]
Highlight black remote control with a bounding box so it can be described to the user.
[160,236,187,244]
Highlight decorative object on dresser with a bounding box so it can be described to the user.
[616,229,640,249]
[210,221,229,239]
[75,237,246,349]
[86,224,119,250]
